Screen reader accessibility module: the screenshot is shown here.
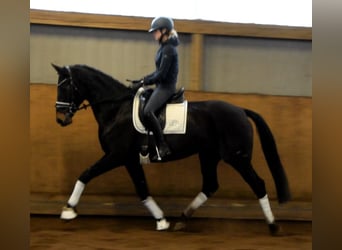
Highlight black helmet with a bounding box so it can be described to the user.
[149,17,174,33]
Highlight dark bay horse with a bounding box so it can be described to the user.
[52,64,290,235]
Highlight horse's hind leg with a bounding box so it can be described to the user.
[174,152,219,231]
[230,157,281,236]
[186,152,220,216]
[61,153,119,220]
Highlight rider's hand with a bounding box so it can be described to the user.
[131,79,144,84]
[130,79,144,91]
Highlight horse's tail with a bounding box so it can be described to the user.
[244,108,291,204]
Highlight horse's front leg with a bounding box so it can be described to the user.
[125,162,170,231]
[61,152,120,220]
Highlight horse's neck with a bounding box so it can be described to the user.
[73,66,132,127]
[81,80,131,127]
[91,101,126,128]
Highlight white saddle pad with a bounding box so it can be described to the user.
[132,87,188,134]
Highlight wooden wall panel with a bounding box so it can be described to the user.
[30,84,312,203]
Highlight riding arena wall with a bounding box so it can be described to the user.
[30,10,312,220]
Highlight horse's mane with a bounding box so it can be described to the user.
[72,64,129,91]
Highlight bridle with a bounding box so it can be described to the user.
[55,66,90,116]
[55,66,134,117]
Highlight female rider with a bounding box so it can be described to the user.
[134,16,180,161]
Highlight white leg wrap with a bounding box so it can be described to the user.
[259,194,275,224]
[142,196,164,220]
[183,192,208,217]
[156,218,170,231]
[60,206,78,220]
[67,180,85,207]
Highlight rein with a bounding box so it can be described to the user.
[56,65,134,113]
[77,93,133,111]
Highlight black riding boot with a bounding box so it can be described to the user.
[145,112,171,160]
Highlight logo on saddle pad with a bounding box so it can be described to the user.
[133,87,188,134]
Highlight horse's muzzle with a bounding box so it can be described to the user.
[56,112,73,126]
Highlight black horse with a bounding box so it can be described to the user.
[52,64,290,235]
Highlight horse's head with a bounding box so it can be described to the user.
[52,63,84,127]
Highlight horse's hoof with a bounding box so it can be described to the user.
[173,221,187,231]
[156,218,170,231]
[60,206,78,220]
[268,223,283,236]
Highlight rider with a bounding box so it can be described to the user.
[134,16,180,161]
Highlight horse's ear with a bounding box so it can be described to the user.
[51,63,63,74]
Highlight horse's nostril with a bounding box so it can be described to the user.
[56,116,72,127]
[56,118,63,125]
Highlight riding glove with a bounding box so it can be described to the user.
[131,79,144,91]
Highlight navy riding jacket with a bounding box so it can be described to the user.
[143,35,179,89]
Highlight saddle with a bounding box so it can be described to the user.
[132,86,187,164]
[138,87,185,129]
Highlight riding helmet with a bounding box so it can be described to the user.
[149,17,174,33]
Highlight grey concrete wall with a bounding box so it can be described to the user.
[203,36,312,96]
[30,24,191,90]
[30,24,311,97]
